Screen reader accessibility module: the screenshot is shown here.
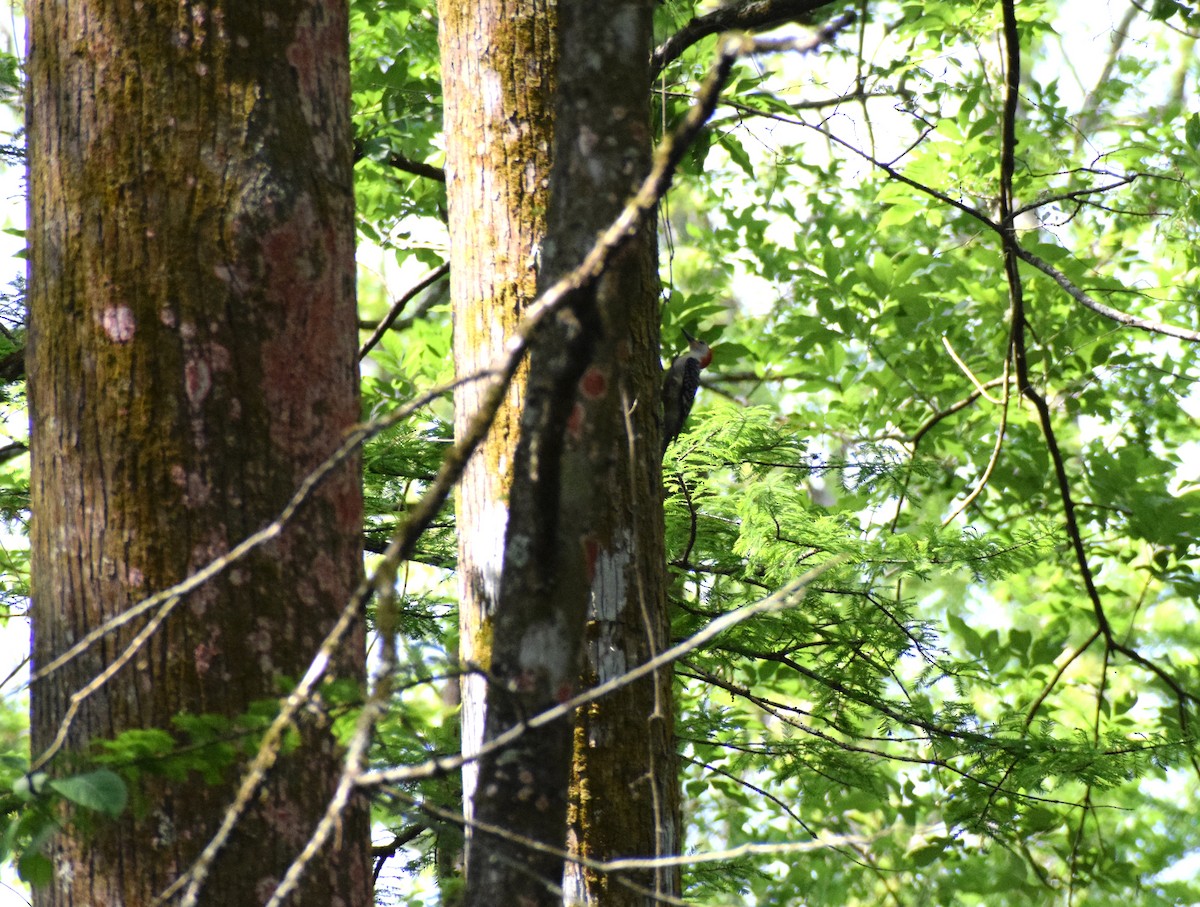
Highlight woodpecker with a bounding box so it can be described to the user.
[661,329,713,454]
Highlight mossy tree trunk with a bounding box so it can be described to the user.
[438,0,557,845]
[26,3,370,905]
[455,0,681,901]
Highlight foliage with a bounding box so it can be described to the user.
[646,0,1200,902]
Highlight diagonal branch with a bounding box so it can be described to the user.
[358,555,848,792]
[651,0,842,78]
[1012,244,1200,342]
[359,262,450,359]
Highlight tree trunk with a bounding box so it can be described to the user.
[25,3,370,906]
[460,0,681,901]
[553,2,681,901]
[437,0,557,881]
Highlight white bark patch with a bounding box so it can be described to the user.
[590,535,630,620]
[460,670,488,810]
[591,533,633,683]
[461,501,508,814]
[475,502,508,604]
[481,68,504,119]
[519,617,573,681]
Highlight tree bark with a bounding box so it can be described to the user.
[438,0,557,881]
[461,0,680,901]
[553,1,681,901]
[26,3,369,906]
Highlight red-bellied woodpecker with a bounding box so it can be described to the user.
[661,329,713,454]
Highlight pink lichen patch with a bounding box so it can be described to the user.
[184,359,212,407]
[263,802,307,847]
[194,640,220,675]
[127,566,145,588]
[100,305,136,343]
[582,535,601,584]
[566,401,585,439]
[257,196,356,456]
[579,366,608,399]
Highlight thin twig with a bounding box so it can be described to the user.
[359,555,847,791]
[359,262,450,358]
[942,351,1011,526]
[941,335,1001,404]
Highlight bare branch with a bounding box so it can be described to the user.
[651,0,842,78]
[359,555,847,791]
[359,262,450,359]
[1012,245,1200,343]
[1011,172,1139,220]
[383,151,447,182]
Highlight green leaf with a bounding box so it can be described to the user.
[1185,113,1200,150]
[48,769,128,817]
[17,850,53,886]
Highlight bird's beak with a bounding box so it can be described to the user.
[682,328,697,343]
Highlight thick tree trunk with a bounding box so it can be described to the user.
[461,0,681,901]
[438,0,557,857]
[26,3,370,906]
[549,2,681,903]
